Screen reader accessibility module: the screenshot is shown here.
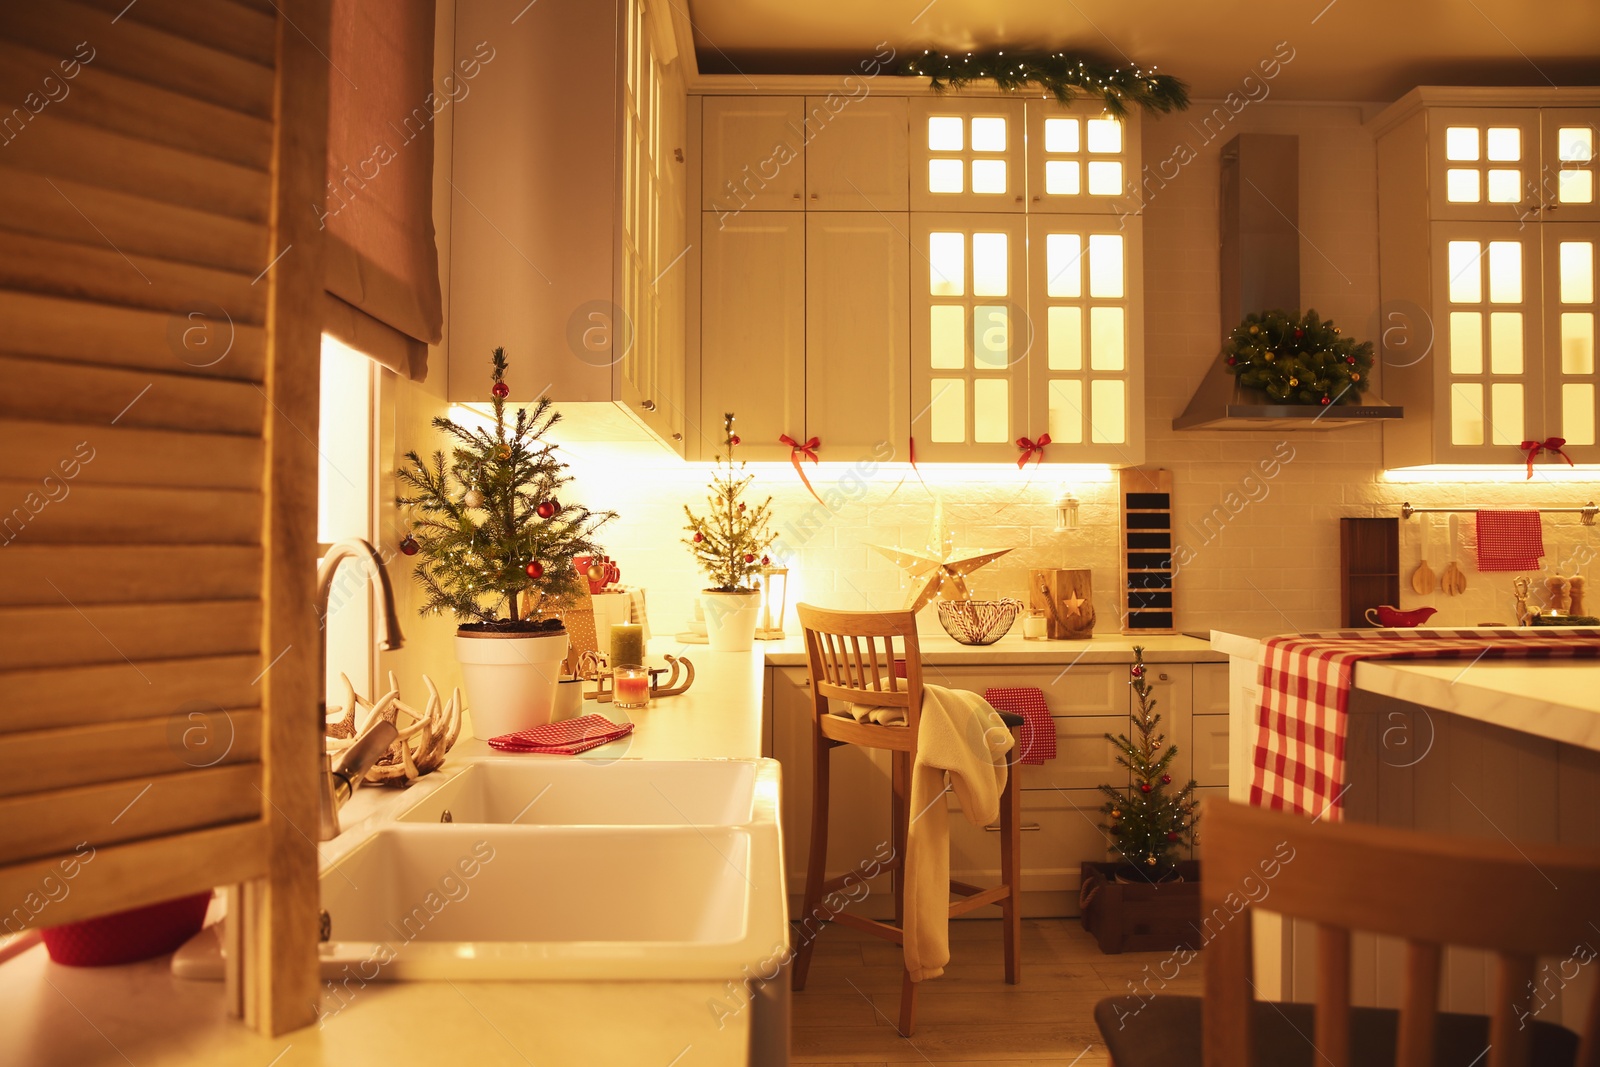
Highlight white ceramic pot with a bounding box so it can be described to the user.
[455,628,570,740]
[701,589,761,652]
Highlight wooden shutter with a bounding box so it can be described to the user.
[0,0,329,1036]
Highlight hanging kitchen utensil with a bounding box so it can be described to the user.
[1410,515,1436,595]
[1439,514,1467,595]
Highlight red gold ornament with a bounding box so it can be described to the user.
[536,500,556,519]
[693,531,704,543]
[729,434,741,446]
[1226,356,1237,366]
[586,562,607,582]
[1166,831,1181,841]
[525,560,545,579]
[399,534,419,556]
[491,381,510,399]
[1161,774,1172,784]
[743,553,756,563]
[1139,782,1152,793]
[1130,664,1144,678]
[495,444,512,461]
[1320,396,1331,405]
[738,502,746,512]
[761,555,770,565]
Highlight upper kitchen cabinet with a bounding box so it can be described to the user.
[1423,106,1599,223]
[805,97,910,210]
[1373,89,1600,467]
[702,97,806,214]
[700,211,806,461]
[806,212,911,456]
[1023,102,1142,216]
[910,99,1026,213]
[449,0,687,453]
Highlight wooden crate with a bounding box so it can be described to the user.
[1079,860,1202,954]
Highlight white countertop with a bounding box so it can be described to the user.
[1212,629,1600,752]
[759,628,1224,667]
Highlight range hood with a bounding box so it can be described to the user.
[1174,133,1403,431]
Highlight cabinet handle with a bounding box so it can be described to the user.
[792,193,801,201]
[674,147,684,163]
[671,432,683,441]
[640,399,657,412]
[810,193,819,201]
[985,822,1043,832]
[1015,195,1024,203]
[1159,672,1170,682]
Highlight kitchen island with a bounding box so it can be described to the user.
[1213,629,1600,1026]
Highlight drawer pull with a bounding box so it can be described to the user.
[985,822,1042,832]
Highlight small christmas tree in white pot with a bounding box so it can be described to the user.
[683,413,776,652]
[397,348,614,738]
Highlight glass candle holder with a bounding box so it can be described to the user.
[1022,612,1049,640]
[612,664,650,709]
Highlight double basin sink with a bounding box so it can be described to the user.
[317,758,786,981]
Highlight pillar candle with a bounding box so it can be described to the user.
[610,623,644,667]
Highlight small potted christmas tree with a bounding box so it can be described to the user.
[1079,646,1202,953]
[683,413,775,652]
[396,348,614,738]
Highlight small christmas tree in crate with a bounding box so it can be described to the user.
[396,347,615,737]
[683,413,776,651]
[1080,646,1202,953]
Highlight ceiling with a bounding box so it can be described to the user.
[684,0,1600,102]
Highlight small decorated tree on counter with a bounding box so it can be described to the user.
[683,413,776,651]
[1099,646,1199,880]
[1223,308,1374,408]
[396,347,615,630]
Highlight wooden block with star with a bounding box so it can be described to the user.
[1030,568,1095,639]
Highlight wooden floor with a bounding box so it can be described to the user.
[789,917,1203,1065]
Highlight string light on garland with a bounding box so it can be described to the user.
[1222,309,1375,407]
[898,50,1189,117]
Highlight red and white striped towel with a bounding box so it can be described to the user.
[983,687,1057,765]
[1473,510,1545,571]
[1251,628,1599,821]
[488,714,633,755]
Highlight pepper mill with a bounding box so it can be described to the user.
[1547,572,1572,614]
[1571,574,1587,616]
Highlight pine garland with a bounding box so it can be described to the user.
[682,413,776,592]
[1223,309,1375,407]
[898,50,1189,117]
[395,347,615,626]
[1099,647,1199,880]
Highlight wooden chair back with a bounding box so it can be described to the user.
[1200,799,1600,1067]
[796,604,924,741]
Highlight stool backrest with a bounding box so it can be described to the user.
[1200,798,1600,1067]
[795,604,923,737]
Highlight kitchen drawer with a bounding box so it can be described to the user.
[946,786,1110,894]
[931,663,1127,717]
[1019,714,1127,791]
[1193,663,1229,715]
[1191,714,1230,788]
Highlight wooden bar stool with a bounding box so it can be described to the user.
[788,604,1024,1037]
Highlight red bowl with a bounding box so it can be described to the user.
[41,891,213,967]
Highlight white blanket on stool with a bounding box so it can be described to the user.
[831,683,1014,981]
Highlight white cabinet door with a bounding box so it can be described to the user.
[805,212,910,457]
[1543,224,1600,462]
[909,98,1026,213]
[701,97,805,215]
[700,211,805,461]
[908,212,1029,462]
[1426,108,1541,222]
[1024,102,1141,218]
[1025,214,1144,464]
[804,96,908,211]
[1542,109,1600,223]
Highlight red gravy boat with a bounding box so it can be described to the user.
[1364,605,1438,627]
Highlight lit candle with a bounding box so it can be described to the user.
[610,623,643,667]
[613,665,650,709]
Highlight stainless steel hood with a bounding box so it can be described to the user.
[1174,133,1402,431]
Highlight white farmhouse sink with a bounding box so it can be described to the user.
[315,822,784,980]
[395,758,773,826]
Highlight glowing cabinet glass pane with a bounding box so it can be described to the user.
[971,233,1008,296]
[1086,118,1122,153]
[1090,380,1126,442]
[1488,312,1523,374]
[1446,127,1480,161]
[970,159,1007,194]
[972,379,1009,441]
[929,378,964,441]
[1048,379,1084,442]
[1564,384,1597,446]
[928,159,964,193]
[929,232,964,295]
[1447,169,1481,203]
[1562,313,1595,374]
[1044,118,1080,152]
[1088,234,1124,298]
[1487,241,1522,303]
[929,306,965,368]
[970,117,1006,152]
[1048,307,1083,370]
[1451,383,1485,445]
[1046,234,1082,296]
[1448,241,1483,302]
[927,116,963,151]
[1090,307,1125,370]
[1561,242,1595,304]
[1490,383,1524,444]
[1449,312,1483,374]
[1486,127,1521,161]
[973,305,1009,367]
[1045,161,1081,195]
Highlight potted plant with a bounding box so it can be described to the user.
[1080,646,1202,954]
[397,347,614,738]
[683,413,775,652]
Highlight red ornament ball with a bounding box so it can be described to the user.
[491,381,510,399]
[1130,664,1145,678]
[549,499,562,515]
[1226,356,1237,366]
[738,502,746,512]
[1293,328,1304,339]
[536,500,555,519]
[1161,774,1172,785]
[525,560,545,579]
[399,534,419,556]
[761,555,770,566]
[1320,396,1332,405]
[1139,782,1153,793]
[743,553,756,563]
[1346,356,1356,365]
[1166,831,1181,842]
[693,531,704,543]
[729,434,741,446]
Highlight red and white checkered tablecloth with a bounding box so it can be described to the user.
[983,687,1056,765]
[1251,628,1600,820]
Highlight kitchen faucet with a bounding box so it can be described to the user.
[315,539,406,840]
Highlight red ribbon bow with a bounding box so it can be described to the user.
[779,434,825,504]
[1016,433,1051,468]
[1520,437,1573,479]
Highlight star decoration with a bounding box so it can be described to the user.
[868,496,1010,612]
[1061,591,1086,616]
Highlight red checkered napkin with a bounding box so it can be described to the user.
[1250,628,1599,821]
[488,714,633,755]
[983,687,1056,765]
[1473,510,1545,571]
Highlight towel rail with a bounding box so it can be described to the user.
[1398,502,1598,526]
